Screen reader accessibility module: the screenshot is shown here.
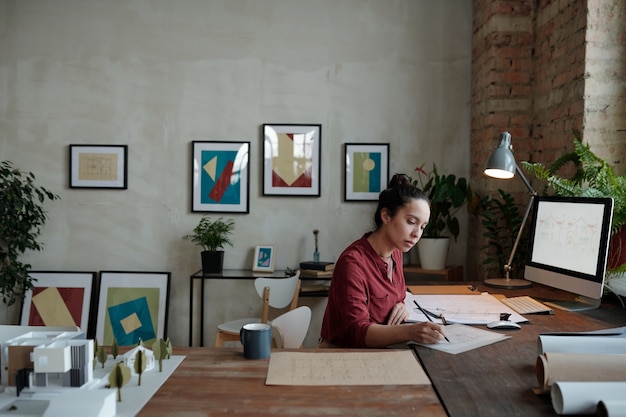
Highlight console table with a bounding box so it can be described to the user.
[404,264,464,282]
[188,269,330,347]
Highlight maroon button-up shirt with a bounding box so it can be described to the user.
[320,233,406,347]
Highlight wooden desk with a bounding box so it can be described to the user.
[137,348,447,417]
[411,283,626,417]
[177,281,625,416]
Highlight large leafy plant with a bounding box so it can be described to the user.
[521,137,626,274]
[413,164,473,241]
[0,161,59,306]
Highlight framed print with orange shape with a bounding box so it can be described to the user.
[344,143,389,201]
[20,271,96,335]
[191,141,250,213]
[263,124,321,197]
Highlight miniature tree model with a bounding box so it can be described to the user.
[109,361,131,402]
[97,345,107,368]
[134,349,147,386]
[111,338,119,359]
[153,339,168,372]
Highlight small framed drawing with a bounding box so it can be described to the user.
[192,141,250,213]
[252,246,275,272]
[69,144,128,189]
[20,271,96,334]
[344,143,390,201]
[95,271,171,346]
[263,124,321,197]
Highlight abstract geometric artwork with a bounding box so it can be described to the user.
[95,271,170,346]
[263,124,321,196]
[191,141,250,213]
[252,245,275,272]
[344,143,389,201]
[20,271,96,334]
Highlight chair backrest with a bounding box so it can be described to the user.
[254,271,301,323]
[271,306,312,349]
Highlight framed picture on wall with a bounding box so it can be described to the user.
[344,143,390,201]
[20,271,96,335]
[263,124,321,197]
[252,246,275,272]
[95,271,171,346]
[191,141,250,213]
[69,144,128,189]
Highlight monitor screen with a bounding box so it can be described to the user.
[524,196,614,311]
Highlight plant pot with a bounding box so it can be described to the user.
[417,237,450,270]
[201,250,224,274]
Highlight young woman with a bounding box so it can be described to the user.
[319,173,446,348]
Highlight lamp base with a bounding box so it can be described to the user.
[484,277,533,289]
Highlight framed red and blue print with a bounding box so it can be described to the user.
[20,271,96,334]
[344,143,389,201]
[192,141,250,213]
[95,271,170,346]
[263,124,321,197]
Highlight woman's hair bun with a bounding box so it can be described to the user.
[388,173,412,188]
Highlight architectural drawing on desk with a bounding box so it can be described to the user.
[3,331,92,391]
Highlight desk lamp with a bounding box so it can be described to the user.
[483,131,535,289]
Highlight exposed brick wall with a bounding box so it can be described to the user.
[468,0,626,280]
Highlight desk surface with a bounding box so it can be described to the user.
[137,348,447,417]
[160,282,626,417]
[411,283,626,417]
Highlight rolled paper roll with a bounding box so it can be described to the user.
[536,352,626,392]
[537,334,626,356]
[551,382,626,415]
[597,400,626,417]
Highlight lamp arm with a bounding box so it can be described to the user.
[504,194,535,279]
[503,162,537,280]
[515,163,537,195]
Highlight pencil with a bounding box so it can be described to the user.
[414,300,450,343]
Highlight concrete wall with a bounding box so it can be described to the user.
[0,0,473,347]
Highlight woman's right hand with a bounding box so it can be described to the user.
[410,322,446,344]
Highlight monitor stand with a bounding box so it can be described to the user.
[543,295,601,312]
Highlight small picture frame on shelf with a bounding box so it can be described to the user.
[252,246,275,272]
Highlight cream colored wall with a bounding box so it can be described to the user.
[0,0,472,347]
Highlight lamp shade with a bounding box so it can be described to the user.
[484,131,515,179]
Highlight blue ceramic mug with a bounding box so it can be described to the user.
[240,323,272,359]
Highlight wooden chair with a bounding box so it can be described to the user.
[271,306,311,349]
[214,271,301,347]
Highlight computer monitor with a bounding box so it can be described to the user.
[524,195,614,311]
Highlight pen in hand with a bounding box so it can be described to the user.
[414,300,450,343]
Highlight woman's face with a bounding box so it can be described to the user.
[383,198,430,252]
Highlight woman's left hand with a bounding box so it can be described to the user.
[387,302,409,325]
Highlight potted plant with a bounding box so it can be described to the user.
[412,163,473,269]
[521,136,626,298]
[0,160,59,307]
[183,216,235,274]
[479,189,529,279]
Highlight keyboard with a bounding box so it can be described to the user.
[500,296,554,315]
